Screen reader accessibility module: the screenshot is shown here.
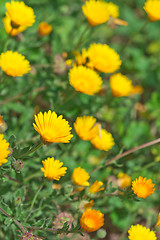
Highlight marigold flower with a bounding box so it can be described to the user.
[74,116,100,141]
[117,172,131,189]
[0,51,31,77]
[91,129,114,151]
[128,224,157,240]
[87,43,121,73]
[38,22,52,36]
[5,1,35,27]
[0,134,10,166]
[80,209,104,232]
[156,213,160,227]
[41,157,67,180]
[144,0,160,22]
[3,16,26,36]
[89,181,104,194]
[69,66,102,95]
[33,110,73,144]
[132,176,155,198]
[110,73,143,97]
[72,167,90,186]
[82,0,119,26]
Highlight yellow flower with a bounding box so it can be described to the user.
[33,110,73,144]
[72,167,90,186]
[0,134,10,166]
[5,1,35,27]
[89,181,104,194]
[3,16,26,36]
[0,51,31,77]
[144,0,160,22]
[74,116,100,141]
[91,129,114,151]
[156,213,160,227]
[87,43,121,73]
[80,209,104,232]
[132,176,155,198]
[117,172,131,189]
[38,22,52,36]
[82,0,119,26]
[74,49,88,65]
[128,224,157,240]
[110,73,143,97]
[41,157,67,180]
[69,66,102,95]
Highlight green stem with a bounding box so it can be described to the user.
[30,182,45,212]
[74,24,90,51]
[17,142,43,159]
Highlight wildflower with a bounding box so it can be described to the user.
[38,22,52,36]
[74,116,100,141]
[156,213,160,227]
[69,66,102,95]
[128,224,157,240]
[80,209,104,232]
[110,73,143,97]
[132,176,155,198]
[74,49,88,65]
[0,134,10,166]
[87,43,121,73]
[117,172,131,189]
[91,129,114,151]
[33,110,73,144]
[41,157,67,180]
[5,1,35,27]
[0,51,31,77]
[3,16,26,36]
[89,181,104,194]
[82,0,119,26]
[72,167,90,186]
[79,200,94,212]
[144,0,160,22]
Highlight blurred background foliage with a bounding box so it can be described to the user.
[0,0,160,239]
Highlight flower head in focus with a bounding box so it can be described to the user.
[87,43,121,73]
[72,167,90,186]
[132,176,155,198]
[3,16,26,36]
[0,134,10,166]
[5,1,35,27]
[144,0,160,22]
[117,172,131,189]
[38,22,52,36]
[110,73,143,97]
[33,110,73,144]
[82,0,119,26]
[69,66,102,95]
[0,51,31,77]
[80,209,104,232]
[89,181,104,194]
[91,128,114,151]
[128,224,157,240]
[74,116,100,141]
[41,157,67,180]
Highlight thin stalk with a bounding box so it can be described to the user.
[74,24,90,51]
[30,182,45,212]
[17,142,43,159]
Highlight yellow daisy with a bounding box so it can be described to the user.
[38,22,52,36]
[82,0,119,26]
[89,180,104,194]
[74,116,100,141]
[74,49,88,66]
[80,209,104,232]
[33,110,73,144]
[132,176,155,198]
[87,43,121,73]
[91,128,114,151]
[69,66,102,95]
[41,157,67,180]
[5,1,35,27]
[144,0,160,22]
[3,15,26,36]
[128,224,157,240]
[0,134,10,166]
[0,51,31,77]
[72,167,90,186]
